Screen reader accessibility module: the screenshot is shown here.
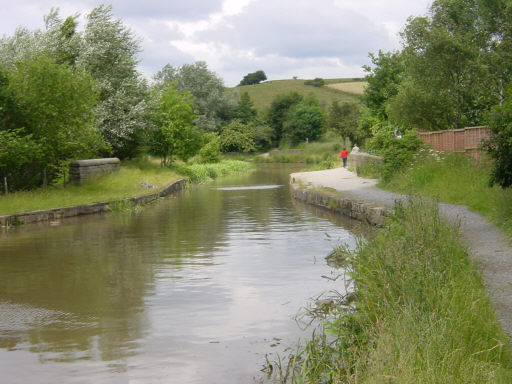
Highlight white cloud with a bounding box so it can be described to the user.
[0,0,433,86]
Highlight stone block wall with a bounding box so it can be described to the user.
[349,152,382,169]
[69,158,120,184]
[290,182,391,227]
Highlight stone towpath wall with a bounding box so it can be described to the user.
[0,179,186,227]
[290,182,391,227]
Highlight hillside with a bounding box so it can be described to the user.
[229,78,365,112]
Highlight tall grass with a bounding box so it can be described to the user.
[172,159,253,183]
[254,138,344,169]
[381,150,512,237]
[274,199,512,383]
[0,159,181,215]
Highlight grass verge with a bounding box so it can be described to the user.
[381,150,512,238]
[271,199,512,383]
[0,159,252,215]
[255,140,343,170]
[0,159,182,215]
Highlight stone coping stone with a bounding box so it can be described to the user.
[349,152,382,167]
[0,178,186,227]
[69,158,120,167]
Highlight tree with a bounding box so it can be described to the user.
[219,120,255,153]
[0,129,42,192]
[150,84,201,165]
[282,95,325,145]
[233,92,257,123]
[267,91,303,144]
[362,50,404,120]
[386,0,497,130]
[154,62,233,132]
[239,70,267,86]
[327,101,361,145]
[0,67,24,131]
[7,54,103,186]
[78,5,150,158]
[486,88,512,187]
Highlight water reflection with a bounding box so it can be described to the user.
[0,164,364,383]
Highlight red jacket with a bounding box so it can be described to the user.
[340,149,348,158]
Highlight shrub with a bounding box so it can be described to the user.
[199,133,221,163]
[304,78,325,87]
[219,120,255,153]
[380,130,423,181]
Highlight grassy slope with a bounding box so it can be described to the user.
[326,81,367,95]
[229,78,364,112]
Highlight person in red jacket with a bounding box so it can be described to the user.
[340,148,348,168]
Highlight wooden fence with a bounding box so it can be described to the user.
[417,126,489,161]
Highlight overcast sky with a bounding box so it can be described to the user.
[0,0,432,86]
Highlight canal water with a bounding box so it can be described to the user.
[0,164,362,384]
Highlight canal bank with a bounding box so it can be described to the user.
[290,166,512,338]
[0,178,187,227]
[285,167,512,382]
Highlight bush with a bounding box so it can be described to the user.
[174,160,252,183]
[199,133,221,163]
[380,130,423,180]
[219,120,255,153]
[304,78,325,87]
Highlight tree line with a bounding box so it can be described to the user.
[343,0,512,187]
[0,5,340,193]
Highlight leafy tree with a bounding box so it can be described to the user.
[150,84,201,165]
[362,50,404,120]
[267,91,303,144]
[154,62,233,131]
[0,67,24,130]
[43,10,81,67]
[282,95,325,145]
[7,54,103,185]
[239,70,267,86]
[486,88,512,187]
[387,0,497,130]
[233,92,257,123]
[0,129,42,192]
[251,122,273,151]
[327,101,361,145]
[219,120,255,153]
[78,5,150,158]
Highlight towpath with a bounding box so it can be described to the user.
[291,167,512,338]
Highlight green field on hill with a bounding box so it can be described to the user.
[229,78,364,112]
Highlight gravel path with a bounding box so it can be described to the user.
[291,167,512,338]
